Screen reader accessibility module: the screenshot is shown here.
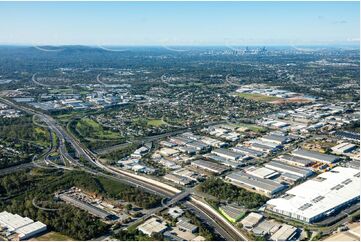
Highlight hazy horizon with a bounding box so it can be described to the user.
[0,1,359,46]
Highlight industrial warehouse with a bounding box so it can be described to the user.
[292,149,340,164]
[265,161,314,179]
[276,154,314,167]
[0,211,47,240]
[0,3,359,241]
[266,167,360,223]
[56,193,114,220]
[191,159,229,174]
[225,171,287,197]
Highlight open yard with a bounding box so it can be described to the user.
[236,123,267,133]
[237,93,283,103]
[147,118,168,127]
[32,232,73,241]
[76,117,122,140]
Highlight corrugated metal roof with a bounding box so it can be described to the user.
[293,149,339,163]
[226,171,286,194]
[59,194,111,219]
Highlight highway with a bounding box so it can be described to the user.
[0,96,248,241]
[225,74,243,87]
[95,120,227,155]
[126,190,191,229]
[0,163,35,176]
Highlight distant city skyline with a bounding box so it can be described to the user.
[0,1,359,46]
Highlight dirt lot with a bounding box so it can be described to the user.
[324,223,360,241]
[270,97,313,104]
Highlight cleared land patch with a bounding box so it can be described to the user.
[228,122,267,133]
[237,93,283,102]
[147,118,168,127]
[76,117,121,140]
[32,232,73,241]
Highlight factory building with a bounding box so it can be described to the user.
[265,161,313,179]
[168,207,184,219]
[331,143,357,155]
[185,141,210,152]
[180,132,201,141]
[245,166,280,179]
[292,149,340,164]
[203,153,244,168]
[160,140,176,148]
[277,172,303,184]
[276,154,314,167]
[270,224,298,241]
[58,194,112,220]
[201,137,227,148]
[262,120,290,129]
[172,168,201,181]
[132,146,149,158]
[225,171,287,197]
[137,217,168,236]
[176,220,198,233]
[0,211,47,240]
[266,167,360,223]
[249,142,281,153]
[191,159,230,174]
[163,174,193,186]
[176,146,197,155]
[232,145,264,158]
[219,205,245,223]
[159,148,179,157]
[169,136,192,146]
[159,158,181,170]
[260,134,292,145]
[252,219,282,237]
[250,139,283,149]
[211,148,244,161]
[241,212,263,231]
[333,131,360,142]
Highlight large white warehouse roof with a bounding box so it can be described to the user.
[266,167,360,223]
[0,211,33,231]
[0,211,47,240]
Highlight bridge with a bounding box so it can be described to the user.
[126,190,191,229]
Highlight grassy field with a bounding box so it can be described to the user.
[33,232,73,241]
[237,93,283,102]
[238,123,267,133]
[147,118,168,127]
[97,176,129,195]
[76,117,121,140]
[33,126,51,147]
[55,113,75,123]
[55,111,90,123]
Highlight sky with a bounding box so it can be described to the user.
[0,1,359,46]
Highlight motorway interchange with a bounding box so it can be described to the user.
[0,96,247,241]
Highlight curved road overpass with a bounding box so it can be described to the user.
[0,96,247,241]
